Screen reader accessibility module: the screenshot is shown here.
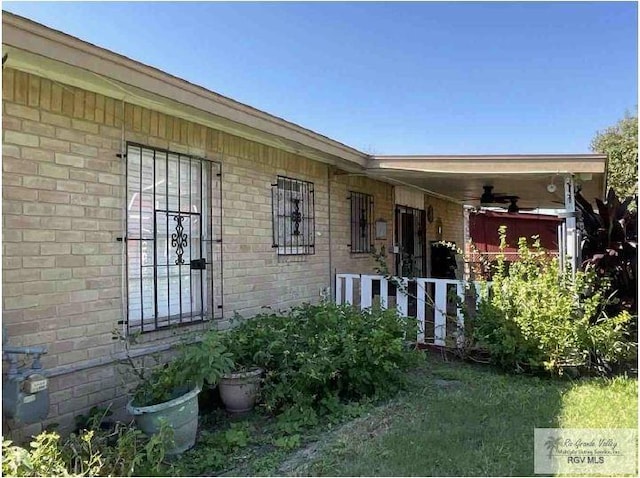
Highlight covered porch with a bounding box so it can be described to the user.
[336,153,608,347]
[367,153,607,276]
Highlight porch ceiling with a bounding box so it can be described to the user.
[367,155,607,209]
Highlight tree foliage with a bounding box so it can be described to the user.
[591,112,638,200]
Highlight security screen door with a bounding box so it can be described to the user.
[395,205,426,277]
[125,143,222,333]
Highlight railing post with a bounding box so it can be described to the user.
[380,278,388,309]
[335,274,343,304]
[434,280,447,346]
[456,282,465,348]
[396,278,409,317]
[345,275,355,305]
[473,281,483,304]
[415,279,427,344]
[361,275,373,310]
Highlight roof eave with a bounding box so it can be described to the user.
[2,11,369,171]
[368,154,607,175]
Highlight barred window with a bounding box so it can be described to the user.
[271,176,315,255]
[349,191,374,253]
[125,143,223,334]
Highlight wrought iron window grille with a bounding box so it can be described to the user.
[348,191,374,253]
[125,143,223,334]
[271,176,315,255]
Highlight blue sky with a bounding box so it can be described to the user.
[3,1,637,154]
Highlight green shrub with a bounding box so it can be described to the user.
[3,433,70,477]
[473,228,634,374]
[129,330,233,407]
[222,302,420,414]
[2,420,172,477]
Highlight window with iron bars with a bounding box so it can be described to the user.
[349,191,374,253]
[125,143,223,334]
[271,176,315,255]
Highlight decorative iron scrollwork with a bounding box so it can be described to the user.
[291,198,302,236]
[171,215,188,265]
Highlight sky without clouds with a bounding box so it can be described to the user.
[3,1,638,155]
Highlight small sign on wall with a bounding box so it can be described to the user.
[375,219,387,240]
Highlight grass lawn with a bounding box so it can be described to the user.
[174,354,637,476]
[283,355,638,477]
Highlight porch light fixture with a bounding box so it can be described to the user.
[435,218,443,241]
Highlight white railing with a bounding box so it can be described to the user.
[336,274,484,348]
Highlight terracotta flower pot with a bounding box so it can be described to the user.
[218,368,263,414]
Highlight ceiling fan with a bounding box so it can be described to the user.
[476,186,514,205]
[473,186,535,213]
[505,197,536,213]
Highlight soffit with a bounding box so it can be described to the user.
[367,156,607,209]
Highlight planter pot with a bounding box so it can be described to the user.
[218,368,263,414]
[127,385,201,455]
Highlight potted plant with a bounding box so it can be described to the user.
[123,330,233,454]
[219,320,264,414]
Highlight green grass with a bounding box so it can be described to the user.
[558,376,637,429]
[169,355,637,476]
[290,356,638,477]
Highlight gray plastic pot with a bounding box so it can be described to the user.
[218,368,263,414]
[127,385,201,455]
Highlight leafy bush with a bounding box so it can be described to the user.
[576,188,637,339]
[127,330,233,407]
[221,302,419,414]
[473,228,633,375]
[2,420,172,477]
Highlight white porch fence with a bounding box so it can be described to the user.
[336,274,483,348]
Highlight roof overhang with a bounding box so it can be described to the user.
[367,154,607,209]
[2,12,368,172]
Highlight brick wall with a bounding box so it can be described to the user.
[2,68,334,437]
[330,172,395,277]
[2,67,464,439]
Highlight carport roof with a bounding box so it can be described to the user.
[367,154,607,209]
